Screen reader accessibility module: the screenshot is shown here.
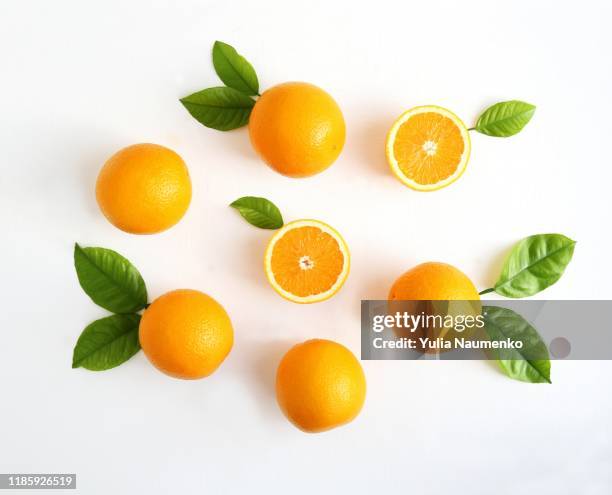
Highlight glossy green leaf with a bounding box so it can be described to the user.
[494,234,576,298]
[475,100,536,137]
[483,305,551,383]
[72,314,141,371]
[74,244,147,313]
[180,86,254,131]
[212,41,259,95]
[230,196,284,229]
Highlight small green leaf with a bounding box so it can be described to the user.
[74,244,147,313]
[230,196,284,229]
[180,86,255,131]
[483,305,551,383]
[475,100,536,137]
[212,41,259,96]
[493,234,576,298]
[72,314,141,371]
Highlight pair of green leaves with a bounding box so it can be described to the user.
[480,233,576,384]
[73,244,147,371]
[180,41,259,131]
[472,100,536,137]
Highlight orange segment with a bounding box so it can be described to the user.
[264,220,350,304]
[386,106,470,191]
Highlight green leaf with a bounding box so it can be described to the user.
[212,41,259,96]
[180,86,255,131]
[230,196,284,229]
[483,305,551,383]
[475,100,536,137]
[74,244,147,313]
[493,234,576,298]
[72,314,141,371]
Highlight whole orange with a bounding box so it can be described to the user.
[276,339,366,433]
[248,82,345,178]
[139,289,233,379]
[389,262,479,300]
[96,143,191,234]
[388,262,481,352]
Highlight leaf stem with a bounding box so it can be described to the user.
[479,288,495,295]
[467,127,476,131]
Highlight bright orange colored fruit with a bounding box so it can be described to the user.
[389,262,479,300]
[276,339,366,433]
[249,82,345,178]
[389,262,481,352]
[264,219,350,304]
[386,106,470,191]
[96,143,192,234]
[139,289,233,379]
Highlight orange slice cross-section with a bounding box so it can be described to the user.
[386,105,471,191]
[264,219,350,303]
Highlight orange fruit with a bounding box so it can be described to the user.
[386,106,470,191]
[249,82,345,178]
[139,289,233,379]
[96,143,192,234]
[276,339,366,433]
[389,262,479,300]
[264,219,350,304]
[389,262,481,352]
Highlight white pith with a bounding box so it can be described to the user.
[299,256,315,270]
[422,140,438,156]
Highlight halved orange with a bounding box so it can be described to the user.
[264,219,350,304]
[386,105,471,191]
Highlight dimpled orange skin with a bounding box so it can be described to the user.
[388,263,481,354]
[139,289,233,379]
[276,339,366,433]
[96,143,192,234]
[248,82,346,178]
[389,262,480,301]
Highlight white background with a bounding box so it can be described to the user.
[1,0,611,493]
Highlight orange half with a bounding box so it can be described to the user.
[386,105,471,191]
[264,220,350,304]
